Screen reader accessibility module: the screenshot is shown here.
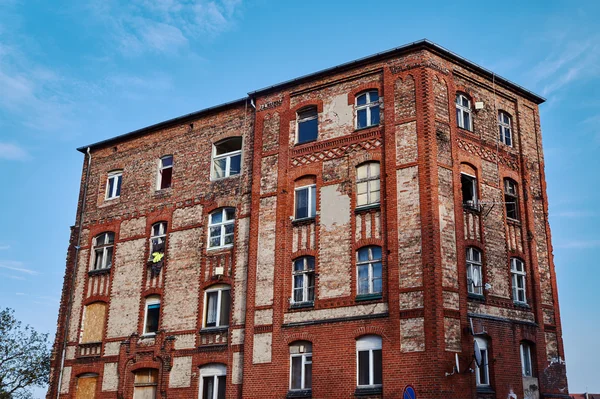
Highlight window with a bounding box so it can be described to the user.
[212,137,242,179]
[295,185,317,220]
[461,173,478,210]
[356,335,382,388]
[456,94,472,131]
[466,247,483,296]
[199,364,226,399]
[289,341,312,392]
[208,208,235,249]
[292,257,315,304]
[93,232,114,270]
[520,342,533,377]
[511,258,526,304]
[157,155,173,190]
[80,302,107,343]
[203,285,231,328]
[297,107,318,144]
[150,222,167,257]
[475,337,490,387]
[356,90,380,129]
[499,112,512,146]
[133,369,158,399]
[105,170,122,200]
[356,162,381,208]
[75,374,98,399]
[504,179,519,220]
[143,296,160,335]
[357,246,382,296]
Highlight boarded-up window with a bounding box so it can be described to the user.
[80,303,106,343]
[75,374,98,399]
[133,369,158,399]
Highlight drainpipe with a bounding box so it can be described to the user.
[56,147,92,398]
[250,97,256,109]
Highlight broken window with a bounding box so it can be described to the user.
[456,93,472,131]
[93,232,114,270]
[461,173,478,210]
[466,247,483,296]
[289,341,312,392]
[295,185,317,220]
[148,222,167,275]
[133,369,158,399]
[157,155,173,190]
[356,335,382,388]
[297,107,318,144]
[511,258,526,304]
[203,285,230,328]
[356,90,380,129]
[143,296,160,335]
[199,364,226,399]
[208,208,235,249]
[105,170,122,200]
[356,162,381,208]
[504,178,519,220]
[356,246,382,296]
[520,342,534,377]
[212,137,242,179]
[499,111,513,147]
[292,257,315,304]
[475,337,490,387]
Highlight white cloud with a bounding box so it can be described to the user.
[0,142,29,161]
[0,260,38,275]
[557,240,600,249]
[555,210,598,218]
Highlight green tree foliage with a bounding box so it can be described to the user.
[0,308,50,399]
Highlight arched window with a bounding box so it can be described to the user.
[133,369,158,399]
[356,335,382,388]
[461,172,478,210]
[105,170,122,200]
[212,137,242,179]
[143,296,160,335]
[199,364,226,399]
[289,341,312,392]
[294,177,317,220]
[466,247,483,296]
[456,93,472,131]
[157,155,173,190]
[93,232,114,270]
[356,90,380,129]
[356,162,380,208]
[475,337,490,387]
[80,302,107,344]
[504,179,519,220]
[511,258,526,304]
[498,111,512,146]
[292,257,315,304]
[208,208,235,249]
[356,246,382,296]
[520,341,534,377]
[203,285,231,329]
[297,106,318,144]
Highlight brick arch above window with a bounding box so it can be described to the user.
[454,87,477,103]
[289,99,324,119]
[284,332,316,345]
[353,326,387,340]
[347,83,383,105]
[353,238,384,251]
[294,174,316,187]
[290,248,317,259]
[460,162,478,177]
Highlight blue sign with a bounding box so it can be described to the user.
[403,386,416,399]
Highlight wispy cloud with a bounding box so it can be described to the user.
[555,210,598,218]
[557,240,600,249]
[0,273,25,281]
[15,292,26,296]
[0,142,29,161]
[0,260,38,275]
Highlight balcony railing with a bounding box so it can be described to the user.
[78,342,102,357]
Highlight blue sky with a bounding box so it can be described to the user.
[1,0,598,395]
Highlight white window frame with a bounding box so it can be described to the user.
[105,170,122,200]
[93,232,114,270]
[296,107,318,144]
[294,184,317,220]
[355,90,380,129]
[461,173,478,209]
[356,162,381,208]
[292,257,315,304]
[520,342,533,377]
[356,246,383,296]
[289,343,312,391]
[211,138,242,180]
[456,94,473,131]
[498,111,513,147]
[475,337,490,387]
[511,258,527,304]
[199,364,226,399]
[203,285,231,329]
[466,247,483,296]
[156,155,173,190]
[149,222,167,257]
[207,208,235,250]
[142,296,160,336]
[356,335,382,387]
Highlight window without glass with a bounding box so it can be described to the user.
[456,94,472,131]
[356,162,381,208]
[356,335,382,388]
[466,247,483,296]
[93,232,114,270]
[208,208,235,249]
[356,91,380,129]
[475,337,490,387]
[289,341,312,392]
[105,170,122,200]
[212,137,242,179]
[80,302,107,343]
[520,342,533,377]
[149,222,167,257]
[157,155,173,190]
[357,246,382,296]
[511,258,526,303]
[199,364,226,399]
[143,296,160,335]
[297,107,318,144]
[295,185,317,220]
[203,286,231,328]
[133,369,158,399]
[499,112,513,146]
[292,257,315,304]
[461,173,478,210]
[504,179,519,220]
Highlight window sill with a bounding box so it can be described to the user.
[207,245,234,252]
[295,138,318,147]
[354,124,380,133]
[355,293,382,302]
[200,326,229,334]
[140,333,156,339]
[292,217,316,226]
[287,389,312,398]
[289,302,314,310]
[355,203,381,214]
[463,205,481,213]
[88,268,111,276]
[507,218,521,225]
[354,386,382,396]
[457,126,474,134]
[513,301,530,309]
[153,188,172,198]
[476,386,495,394]
[210,174,242,183]
[467,293,485,302]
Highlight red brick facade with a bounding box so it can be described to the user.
[48,41,568,399]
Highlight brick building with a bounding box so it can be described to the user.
[47,40,569,399]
